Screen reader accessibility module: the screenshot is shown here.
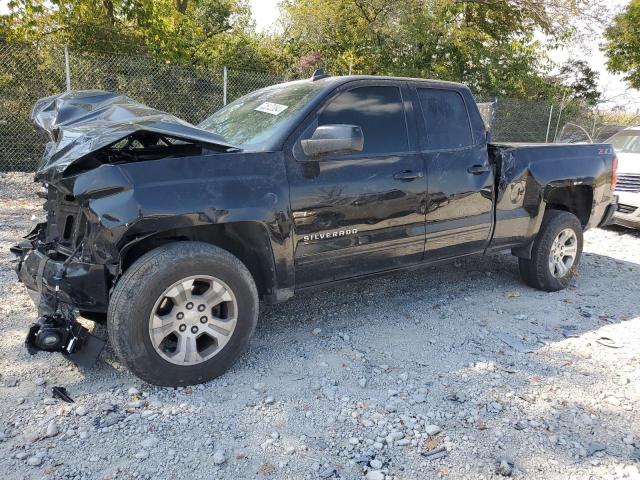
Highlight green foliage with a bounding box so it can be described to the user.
[603,0,640,89]
[0,0,607,101]
[555,60,601,105]
[0,0,274,68]
[279,0,602,101]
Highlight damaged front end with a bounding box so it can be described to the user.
[12,223,108,367]
[14,90,237,366]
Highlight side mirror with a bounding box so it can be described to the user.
[301,124,364,158]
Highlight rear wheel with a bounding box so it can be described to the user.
[107,242,258,386]
[518,210,583,291]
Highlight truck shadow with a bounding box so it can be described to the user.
[602,224,640,238]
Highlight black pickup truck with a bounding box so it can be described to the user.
[13,72,617,386]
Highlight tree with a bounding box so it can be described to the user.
[279,0,606,99]
[0,0,277,69]
[603,0,640,89]
[556,60,601,105]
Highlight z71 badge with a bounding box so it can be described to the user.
[303,229,358,242]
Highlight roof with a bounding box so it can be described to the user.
[276,74,467,91]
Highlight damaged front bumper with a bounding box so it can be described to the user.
[12,227,109,366]
[13,234,110,314]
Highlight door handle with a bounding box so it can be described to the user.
[467,164,490,175]
[393,170,423,181]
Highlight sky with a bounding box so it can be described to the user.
[2,0,638,110]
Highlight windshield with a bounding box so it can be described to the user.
[198,81,325,149]
[609,131,640,154]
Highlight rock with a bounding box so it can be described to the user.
[270,431,280,439]
[312,328,322,335]
[213,450,226,465]
[134,450,149,460]
[386,431,404,444]
[26,456,43,466]
[45,421,59,438]
[370,458,383,470]
[496,460,512,476]
[399,372,409,382]
[128,387,140,396]
[366,471,385,480]
[348,437,359,445]
[358,378,367,388]
[586,442,606,456]
[141,436,159,449]
[100,403,115,413]
[253,382,266,392]
[264,396,275,405]
[496,457,514,477]
[396,438,410,446]
[75,406,88,416]
[425,425,442,436]
[320,467,337,478]
[34,377,46,386]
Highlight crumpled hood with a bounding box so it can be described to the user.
[31,90,236,180]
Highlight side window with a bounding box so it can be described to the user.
[417,88,473,150]
[318,86,408,155]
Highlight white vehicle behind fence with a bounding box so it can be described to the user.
[607,126,640,229]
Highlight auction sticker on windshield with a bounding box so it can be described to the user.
[254,102,288,115]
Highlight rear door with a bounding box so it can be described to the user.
[411,85,494,260]
[285,81,427,287]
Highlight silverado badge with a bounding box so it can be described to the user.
[303,229,358,242]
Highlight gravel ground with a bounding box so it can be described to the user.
[1,171,639,480]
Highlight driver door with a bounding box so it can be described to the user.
[284,82,428,288]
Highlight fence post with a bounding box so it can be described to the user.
[64,47,72,92]
[552,92,567,143]
[223,66,228,106]
[545,104,554,143]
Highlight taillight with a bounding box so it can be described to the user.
[612,155,618,190]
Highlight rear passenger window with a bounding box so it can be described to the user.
[319,86,408,155]
[417,88,473,149]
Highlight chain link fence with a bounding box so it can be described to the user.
[0,43,285,171]
[1,43,639,172]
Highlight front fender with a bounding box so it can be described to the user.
[65,151,294,293]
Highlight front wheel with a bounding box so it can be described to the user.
[107,242,258,386]
[518,210,583,292]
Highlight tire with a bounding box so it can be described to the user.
[518,209,583,292]
[107,241,258,386]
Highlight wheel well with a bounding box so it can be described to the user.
[119,223,277,298]
[545,185,593,226]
